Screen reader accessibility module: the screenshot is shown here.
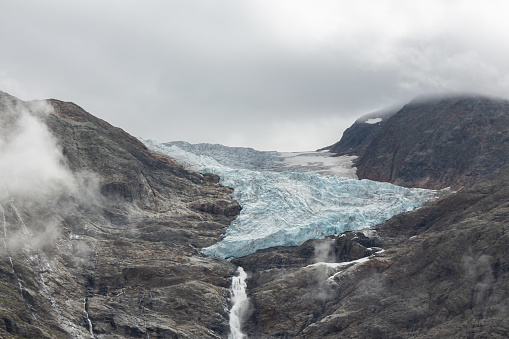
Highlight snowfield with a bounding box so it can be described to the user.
[144,140,437,259]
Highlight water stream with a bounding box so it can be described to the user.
[228,267,249,339]
[83,298,94,336]
[0,203,23,294]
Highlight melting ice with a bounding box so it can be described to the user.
[144,141,437,259]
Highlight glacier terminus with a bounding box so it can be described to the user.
[144,140,437,259]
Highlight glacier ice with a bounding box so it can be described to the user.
[161,141,283,171]
[144,140,437,259]
[161,141,357,178]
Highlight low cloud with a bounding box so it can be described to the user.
[0,94,99,251]
[0,98,76,199]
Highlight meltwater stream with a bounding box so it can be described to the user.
[144,140,437,260]
[229,267,249,339]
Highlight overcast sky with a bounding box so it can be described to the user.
[1,1,509,151]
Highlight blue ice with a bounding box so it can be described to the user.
[144,140,436,259]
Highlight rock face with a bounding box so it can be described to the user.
[0,92,240,338]
[328,95,509,189]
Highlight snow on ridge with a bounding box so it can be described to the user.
[365,118,382,124]
[143,140,437,260]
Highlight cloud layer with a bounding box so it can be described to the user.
[1,1,509,150]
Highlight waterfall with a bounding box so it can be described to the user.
[0,203,22,293]
[83,298,94,336]
[1,202,37,320]
[228,267,249,339]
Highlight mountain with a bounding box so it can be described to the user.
[0,91,240,338]
[326,95,509,189]
[227,95,509,337]
[1,90,508,339]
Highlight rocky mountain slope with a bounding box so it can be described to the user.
[0,91,240,338]
[326,95,509,189]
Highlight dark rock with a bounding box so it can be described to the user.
[189,198,241,217]
[233,232,380,291]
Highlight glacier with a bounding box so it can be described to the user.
[144,140,437,259]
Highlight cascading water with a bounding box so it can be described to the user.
[9,198,32,239]
[5,192,77,334]
[1,201,38,320]
[229,267,249,339]
[83,298,94,336]
[0,203,25,296]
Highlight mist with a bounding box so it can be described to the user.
[0,93,99,252]
[0,98,76,198]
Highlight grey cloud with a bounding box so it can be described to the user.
[2,1,509,150]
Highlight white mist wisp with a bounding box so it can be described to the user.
[229,267,249,339]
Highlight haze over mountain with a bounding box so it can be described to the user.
[0,90,508,338]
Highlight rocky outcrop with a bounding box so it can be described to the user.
[328,95,509,189]
[235,95,509,337]
[0,92,240,338]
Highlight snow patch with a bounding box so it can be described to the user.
[365,118,382,124]
[308,248,386,281]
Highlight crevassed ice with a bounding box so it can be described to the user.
[161,141,283,171]
[144,140,437,259]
